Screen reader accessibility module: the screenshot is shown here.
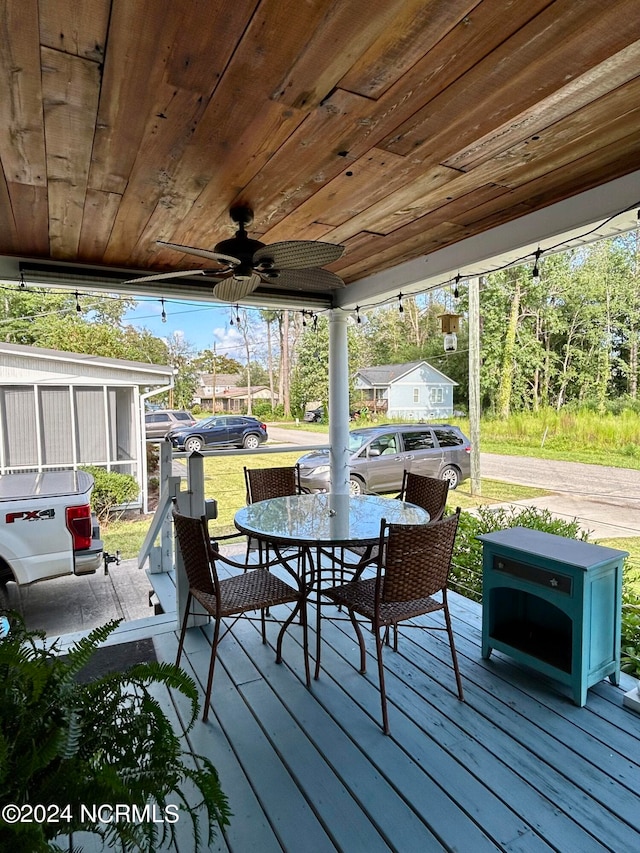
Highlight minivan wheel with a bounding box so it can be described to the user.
[243,434,260,449]
[184,436,203,453]
[441,465,459,489]
[349,476,365,496]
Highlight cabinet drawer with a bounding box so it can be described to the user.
[492,555,572,595]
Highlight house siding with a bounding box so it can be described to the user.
[0,343,173,507]
[356,362,457,420]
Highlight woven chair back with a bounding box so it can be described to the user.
[381,510,460,603]
[401,471,449,522]
[245,465,300,504]
[172,509,217,596]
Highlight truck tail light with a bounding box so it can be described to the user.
[464,445,471,454]
[66,504,92,551]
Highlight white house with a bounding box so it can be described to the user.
[354,361,458,420]
[194,372,277,412]
[0,342,174,508]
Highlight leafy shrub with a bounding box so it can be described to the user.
[451,505,588,602]
[0,617,230,852]
[621,583,640,676]
[250,400,278,420]
[81,466,139,523]
[146,442,159,475]
[451,505,640,677]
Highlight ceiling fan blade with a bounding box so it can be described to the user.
[213,274,261,303]
[253,241,344,270]
[158,240,240,267]
[261,268,345,292]
[122,269,209,285]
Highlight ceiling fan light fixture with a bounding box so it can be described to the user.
[134,206,346,303]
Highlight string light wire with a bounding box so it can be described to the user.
[4,197,638,331]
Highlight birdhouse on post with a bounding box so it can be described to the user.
[439,313,461,334]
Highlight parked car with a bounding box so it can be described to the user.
[145,409,196,439]
[303,406,323,423]
[166,415,268,453]
[297,423,471,495]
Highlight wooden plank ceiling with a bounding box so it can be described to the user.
[1,0,640,308]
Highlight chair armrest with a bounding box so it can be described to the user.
[210,530,246,548]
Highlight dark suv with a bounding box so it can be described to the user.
[166,415,268,453]
[297,423,470,495]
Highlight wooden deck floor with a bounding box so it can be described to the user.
[60,567,640,853]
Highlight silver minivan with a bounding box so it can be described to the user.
[145,410,196,439]
[297,424,471,496]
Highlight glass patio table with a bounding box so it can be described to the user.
[234,492,429,678]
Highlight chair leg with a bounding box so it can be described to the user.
[443,598,464,701]
[374,626,390,735]
[300,597,311,688]
[175,591,192,667]
[260,606,267,644]
[202,617,221,723]
[348,608,367,675]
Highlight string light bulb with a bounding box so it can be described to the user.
[75,291,82,313]
[397,293,404,314]
[532,248,542,279]
[160,297,167,323]
[453,274,461,299]
[355,306,361,324]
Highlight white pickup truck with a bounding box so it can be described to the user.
[0,470,103,587]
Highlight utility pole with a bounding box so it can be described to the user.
[468,276,481,495]
[212,342,217,413]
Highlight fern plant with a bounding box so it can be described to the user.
[0,616,230,852]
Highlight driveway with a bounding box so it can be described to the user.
[266,424,328,447]
[268,426,640,539]
[480,453,640,539]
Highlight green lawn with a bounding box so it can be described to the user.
[103,415,640,601]
[103,457,549,560]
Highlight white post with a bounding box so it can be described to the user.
[468,276,482,496]
[328,310,350,496]
[149,440,179,573]
[175,452,208,627]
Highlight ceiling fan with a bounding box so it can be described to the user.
[125,206,346,302]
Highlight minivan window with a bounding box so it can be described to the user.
[348,432,371,453]
[433,427,464,447]
[401,430,434,451]
[368,433,398,455]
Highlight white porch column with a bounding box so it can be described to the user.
[328,309,350,495]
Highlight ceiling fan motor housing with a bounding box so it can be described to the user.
[215,234,265,279]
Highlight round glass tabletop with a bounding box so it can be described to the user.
[234,492,429,547]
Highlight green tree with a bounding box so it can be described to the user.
[192,350,243,375]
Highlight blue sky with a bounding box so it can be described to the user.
[124,298,250,361]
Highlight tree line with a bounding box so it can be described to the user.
[1,232,638,418]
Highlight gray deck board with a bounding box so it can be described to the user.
[70,569,640,853]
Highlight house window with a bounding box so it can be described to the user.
[429,387,443,404]
[413,387,420,403]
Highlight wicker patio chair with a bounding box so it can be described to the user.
[173,508,310,722]
[324,508,464,734]
[348,470,449,562]
[400,470,450,521]
[243,464,302,565]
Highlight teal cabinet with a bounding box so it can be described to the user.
[479,527,627,706]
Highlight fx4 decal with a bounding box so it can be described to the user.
[5,508,56,523]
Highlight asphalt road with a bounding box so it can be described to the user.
[267,426,640,538]
[479,452,640,538]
